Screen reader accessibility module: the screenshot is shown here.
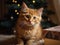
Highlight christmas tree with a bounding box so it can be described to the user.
[0,0,57,34]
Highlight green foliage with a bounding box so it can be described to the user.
[0,0,57,29]
[23,0,47,9]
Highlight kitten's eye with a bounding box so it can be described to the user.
[33,17,36,19]
[25,15,30,18]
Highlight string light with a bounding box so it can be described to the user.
[15,10,17,12]
[15,1,17,3]
[17,12,19,15]
[12,0,17,3]
[11,16,14,19]
[18,4,20,7]
[33,0,35,3]
[12,0,15,2]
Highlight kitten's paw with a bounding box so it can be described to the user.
[38,39,44,45]
[26,40,35,45]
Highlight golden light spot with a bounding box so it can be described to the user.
[33,0,35,3]
[15,1,17,3]
[12,0,15,2]
[18,4,20,7]
[15,10,17,12]
[17,12,19,15]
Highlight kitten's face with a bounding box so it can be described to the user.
[19,2,43,28]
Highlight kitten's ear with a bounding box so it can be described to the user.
[37,8,44,15]
[22,2,28,9]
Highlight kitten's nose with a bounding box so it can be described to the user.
[28,18,32,24]
[28,21,31,24]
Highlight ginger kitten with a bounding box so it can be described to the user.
[15,2,44,45]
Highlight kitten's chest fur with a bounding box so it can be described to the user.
[16,23,42,40]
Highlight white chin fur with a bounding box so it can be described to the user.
[31,22,35,25]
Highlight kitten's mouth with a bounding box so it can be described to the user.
[20,21,34,26]
[19,22,34,30]
[26,22,33,26]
